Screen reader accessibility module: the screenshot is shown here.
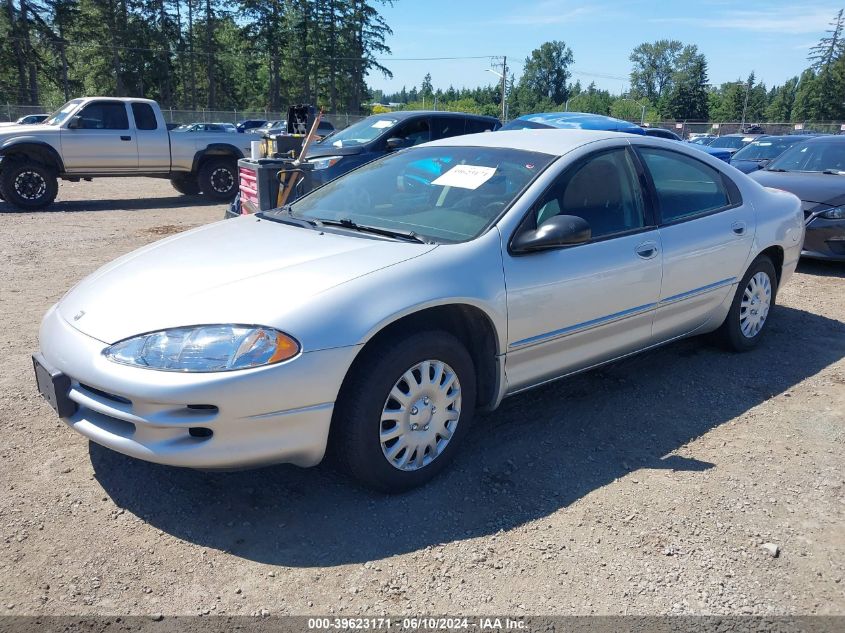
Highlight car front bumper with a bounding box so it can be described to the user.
[803,215,845,261]
[37,305,360,469]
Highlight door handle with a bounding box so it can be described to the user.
[120,135,132,141]
[732,221,746,235]
[635,241,659,259]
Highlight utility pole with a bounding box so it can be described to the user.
[741,77,751,130]
[488,56,509,123]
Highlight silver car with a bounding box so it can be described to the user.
[34,130,804,491]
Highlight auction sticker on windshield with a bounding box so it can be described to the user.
[432,165,497,190]
[372,120,396,129]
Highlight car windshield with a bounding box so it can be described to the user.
[733,138,805,161]
[708,136,748,149]
[500,119,554,131]
[688,137,714,145]
[767,141,845,173]
[317,115,398,147]
[44,99,84,126]
[285,146,555,243]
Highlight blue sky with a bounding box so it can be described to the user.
[367,0,843,95]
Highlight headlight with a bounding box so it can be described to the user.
[820,206,845,220]
[104,325,299,372]
[308,156,343,171]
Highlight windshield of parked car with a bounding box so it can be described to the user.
[500,119,554,131]
[44,99,84,126]
[689,136,715,145]
[285,146,555,243]
[317,115,398,147]
[708,136,749,150]
[732,137,805,161]
[767,141,845,173]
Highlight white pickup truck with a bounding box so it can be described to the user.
[0,97,252,210]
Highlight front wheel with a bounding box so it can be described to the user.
[198,158,237,201]
[331,331,476,492]
[0,161,58,210]
[717,255,777,351]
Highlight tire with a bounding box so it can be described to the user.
[331,330,477,493]
[716,255,778,352]
[198,158,237,201]
[170,174,201,196]
[0,161,58,210]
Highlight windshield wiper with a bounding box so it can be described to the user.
[822,169,845,175]
[313,217,430,243]
[766,167,788,172]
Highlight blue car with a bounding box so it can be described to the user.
[730,136,811,173]
[502,112,731,163]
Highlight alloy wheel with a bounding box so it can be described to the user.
[14,170,47,201]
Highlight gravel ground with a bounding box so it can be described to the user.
[0,178,843,617]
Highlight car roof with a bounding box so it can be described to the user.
[426,129,631,156]
[511,111,644,134]
[372,110,498,122]
[800,134,845,144]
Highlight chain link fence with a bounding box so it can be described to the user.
[648,121,845,137]
[1,103,367,129]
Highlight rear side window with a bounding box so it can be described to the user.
[131,103,158,130]
[432,117,466,139]
[466,118,498,134]
[638,147,731,223]
[76,101,129,130]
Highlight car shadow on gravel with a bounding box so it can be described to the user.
[0,196,221,213]
[796,259,845,278]
[90,304,845,567]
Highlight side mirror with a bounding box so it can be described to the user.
[512,215,591,253]
[67,116,81,129]
[386,136,410,151]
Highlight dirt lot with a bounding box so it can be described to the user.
[0,178,843,616]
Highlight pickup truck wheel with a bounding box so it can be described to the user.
[0,161,58,210]
[331,330,476,492]
[198,158,237,201]
[170,174,201,196]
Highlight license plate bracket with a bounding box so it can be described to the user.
[32,353,77,418]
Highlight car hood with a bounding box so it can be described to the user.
[748,170,845,206]
[305,142,366,158]
[58,216,436,344]
[0,123,55,138]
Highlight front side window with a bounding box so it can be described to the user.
[131,103,158,130]
[287,146,554,243]
[638,147,731,223]
[391,118,431,147]
[532,148,646,239]
[76,102,129,130]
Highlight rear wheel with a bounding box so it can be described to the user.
[717,255,777,352]
[170,174,201,196]
[331,330,476,492]
[0,160,58,210]
[198,158,237,201]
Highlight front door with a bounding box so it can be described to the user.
[503,146,663,392]
[60,100,139,172]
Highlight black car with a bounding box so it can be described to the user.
[236,119,267,133]
[750,136,845,261]
[643,127,683,141]
[303,111,501,189]
[730,136,811,173]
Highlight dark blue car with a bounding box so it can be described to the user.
[730,136,811,173]
[304,111,501,188]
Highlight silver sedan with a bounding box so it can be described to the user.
[34,130,805,491]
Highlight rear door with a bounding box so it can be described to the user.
[60,100,139,172]
[130,102,170,172]
[432,116,466,140]
[635,145,754,341]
